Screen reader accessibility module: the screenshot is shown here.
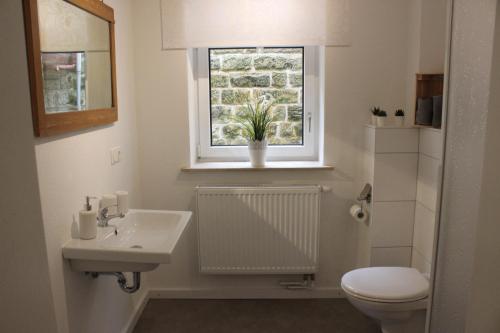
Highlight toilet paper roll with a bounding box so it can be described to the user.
[116,191,129,215]
[350,204,367,223]
[100,194,117,215]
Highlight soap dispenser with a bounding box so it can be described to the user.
[79,196,97,240]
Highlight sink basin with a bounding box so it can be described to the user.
[62,209,192,272]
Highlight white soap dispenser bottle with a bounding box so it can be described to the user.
[79,196,97,240]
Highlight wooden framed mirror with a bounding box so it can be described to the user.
[23,0,117,137]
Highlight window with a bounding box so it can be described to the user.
[196,46,322,161]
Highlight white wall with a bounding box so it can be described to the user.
[33,0,145,332]
[406,0,447,121]
[465,4,500,331]
[418,0,448,74]
[0,1,58,331]
[133,0,411,294]
[430,0,498,331]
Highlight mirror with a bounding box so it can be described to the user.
[39,0,112,113]
[24,0,117,136]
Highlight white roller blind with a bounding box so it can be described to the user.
[160,0,351,49]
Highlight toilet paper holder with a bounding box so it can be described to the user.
[357,183,372,203]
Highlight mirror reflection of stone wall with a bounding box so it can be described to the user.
[38,0,112,113]
[42,52,86,112]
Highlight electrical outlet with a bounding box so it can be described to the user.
[110,146,121,165]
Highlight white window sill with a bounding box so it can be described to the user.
[181,161,334,172]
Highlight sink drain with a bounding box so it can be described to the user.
[130,245,143,249]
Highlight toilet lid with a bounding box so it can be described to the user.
[341,267,429,302]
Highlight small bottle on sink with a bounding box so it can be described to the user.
[79,196,97,240]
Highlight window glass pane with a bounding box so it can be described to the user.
[209,47,304,146]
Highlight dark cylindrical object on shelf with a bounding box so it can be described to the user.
[432,95,443,128]
[416,97,433,126]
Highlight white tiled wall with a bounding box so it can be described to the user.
[371,201,415,247]
[411,128,443,274]
[374,128,419,153]
[365,127,442,270]
[411,248,431,274]
[363,127,376,184]
[416,154,441,211]
[419,128,443,159]
[413,202,437,261]
[368,127,419,267]
[371,247,412,267]
[373,153,419,201]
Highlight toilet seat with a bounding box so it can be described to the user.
[341,267,429,303]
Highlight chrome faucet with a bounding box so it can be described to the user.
[97,205,125,228]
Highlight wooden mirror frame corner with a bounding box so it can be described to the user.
[22,0,117,137]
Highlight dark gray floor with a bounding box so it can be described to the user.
[133,299,381,333]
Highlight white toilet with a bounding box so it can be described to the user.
[341,267,429,333]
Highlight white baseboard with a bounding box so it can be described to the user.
[121,290,149,333]
[148,287,345,299]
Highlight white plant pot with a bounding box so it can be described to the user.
[248,139,268,167]
[371,115,377,125]
[376,117,386,127]
[395,116,405,127]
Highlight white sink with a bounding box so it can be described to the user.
[62,209,192,272]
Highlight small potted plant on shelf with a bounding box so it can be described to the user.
[371,107,381,125]
[395,109,405,127]
[234,96,275,167]
[376,110,387,127]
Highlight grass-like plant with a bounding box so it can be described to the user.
[234,96,275,142]
[395,109,405,117]
[371,106,381,116]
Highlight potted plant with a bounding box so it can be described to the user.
[235,97,275,167]
[371,107,381,125]
[394,109,405,127]
[376,110,387,127]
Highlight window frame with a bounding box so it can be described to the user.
[196,46,321,162]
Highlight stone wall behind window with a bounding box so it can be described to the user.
[210,47,303,146]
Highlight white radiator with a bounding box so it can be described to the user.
[196,185,321,274]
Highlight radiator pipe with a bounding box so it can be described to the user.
[279,274,315,290]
